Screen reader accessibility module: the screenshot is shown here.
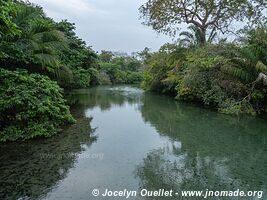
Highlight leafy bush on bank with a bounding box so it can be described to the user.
[0,68,75,142]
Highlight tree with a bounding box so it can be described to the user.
[99,50,113,62]
[179,25,217,47]
[21,18,67,72]
[137,47,151,61]
[56,19,98,70]
[139,0,266,46]
[0,2,67,73]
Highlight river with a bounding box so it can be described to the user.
[0,85,267,200]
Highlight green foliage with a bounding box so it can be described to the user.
[99,50,113,62]
[141,51,172,92]
[97,72,112,85]
[0,2,66,73]
[0,1,144,142]
[99,62,120,83]
[142,25,267,116]
[24,18,67,72]
[126,71,143,84]
[98,54,143,85]
[219,98,256,116]
[0,0,21,38]
[142,46,180,93]
[175,49,227,107]
[256,61,267,73]
[178,25,217,48]
[72,67,91,88]
[1,1,142,90]
[0,2,99,90]
[176,45,264,114]
[142,44,187,93]
[0,68,75,142]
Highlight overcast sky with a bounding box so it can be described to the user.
[30,0,172,53]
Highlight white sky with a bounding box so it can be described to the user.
[30,0,173,53]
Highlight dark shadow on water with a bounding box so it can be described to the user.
[0,100,97,200]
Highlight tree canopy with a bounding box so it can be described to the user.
[139,0,267,45]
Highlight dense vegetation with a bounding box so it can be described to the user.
[0,69,75,141]
[98,50,143,85]
[0,0,143,141]
[141,26,267,115]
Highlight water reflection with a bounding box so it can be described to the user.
[0,103,97,200]
[137,93,267,199]
[0,86,266,200]
[66,86,142,112]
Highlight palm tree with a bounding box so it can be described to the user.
[12,3,67,72]
[23,18,67,72]
[178,25,217,48]
[221,26,267,86]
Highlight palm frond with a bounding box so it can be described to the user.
[34,53,60,71]
[221,64,253,82]
[13,4,42,28]
[179,31,194,40]
[256,61,267,72]
[178,25,203,47]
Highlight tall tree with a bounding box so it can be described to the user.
[1,3,67,72]
[139,0,266,45]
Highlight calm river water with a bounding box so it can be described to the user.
[0,86,267,200]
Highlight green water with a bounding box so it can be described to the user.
[0,86,267,200]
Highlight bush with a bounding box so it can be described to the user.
[175,48,226,104]
[219,98,256,116]
[99,61,143,85]
[97,72,112,85]
[141,52,173,92]
[0,68,75,141]
[71,67,91,88]
[126,71,143,84]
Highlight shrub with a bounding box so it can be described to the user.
[97,72,112,85]
[176,48,226,104]
[71,67,91,88]
[141,52,173,92]
[0,68,75,141]
[219,98,256,116]
[126,71,143,84]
